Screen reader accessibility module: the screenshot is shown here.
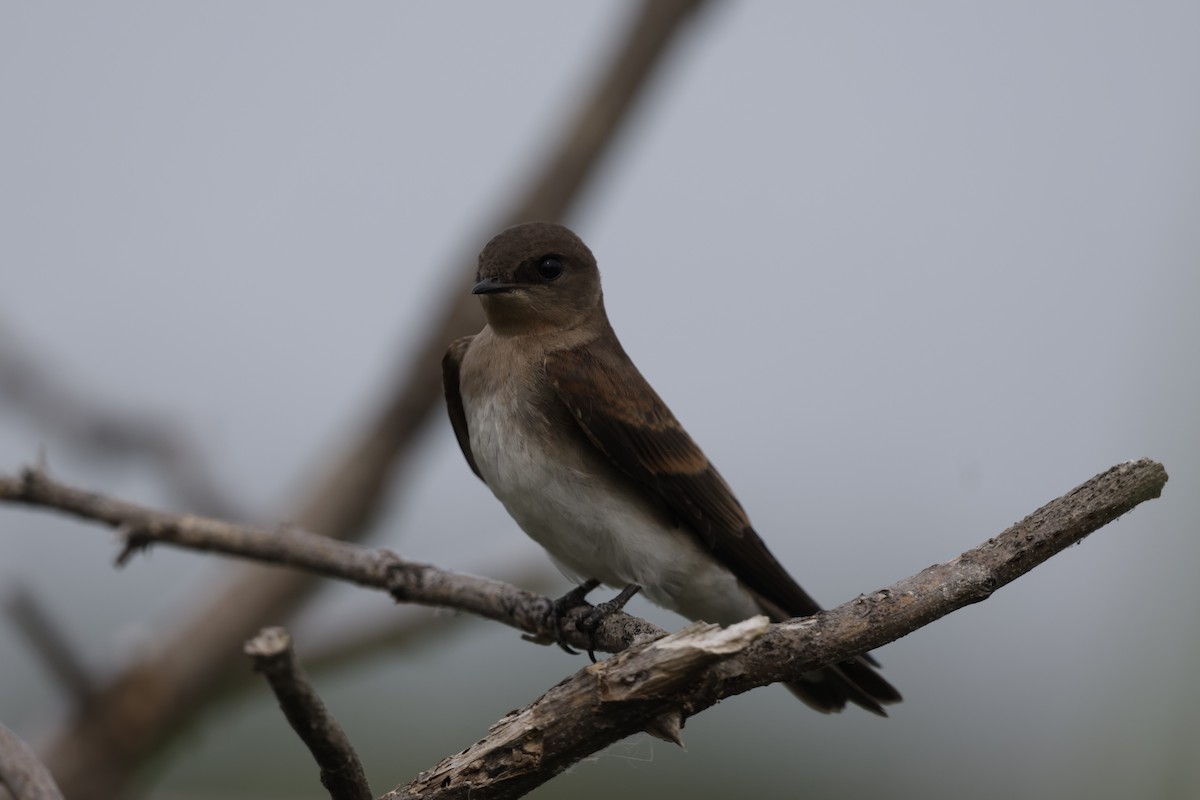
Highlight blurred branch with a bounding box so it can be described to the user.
[0,724,64,800]
[4,588,97,710]
[0,325,244,519]
[243,628,371,800]
[27,1,713,797]
[0,460,1171,798]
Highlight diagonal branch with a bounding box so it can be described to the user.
[0,724,64,800]
[0,459,1169,798]
[244,628,372,800]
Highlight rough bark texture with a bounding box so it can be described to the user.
[244,628,372,800]
[0,724,65,800]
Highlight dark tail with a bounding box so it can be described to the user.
[786,652,902,716]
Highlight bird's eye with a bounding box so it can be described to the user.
[537,256,563,281]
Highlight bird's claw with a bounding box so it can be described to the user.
[548,579,601,655]
[580,583,642,663]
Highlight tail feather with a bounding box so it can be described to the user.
[787,656,902,716]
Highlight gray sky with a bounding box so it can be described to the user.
[2,2,1198,798]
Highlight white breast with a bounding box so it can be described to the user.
[460,343,760,625]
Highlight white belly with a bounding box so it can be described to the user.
[464,388,760,625]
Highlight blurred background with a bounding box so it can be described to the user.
[2,2,1198,798]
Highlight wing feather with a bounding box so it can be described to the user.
[442,336,484,482]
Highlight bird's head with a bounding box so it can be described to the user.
[473,222,604,336]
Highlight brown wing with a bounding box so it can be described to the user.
[442,335,483,481]
[543,335,824,620]
[545,335,901,715]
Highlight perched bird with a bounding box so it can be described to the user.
[442,221,900,715]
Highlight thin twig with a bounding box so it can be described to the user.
[0,724,64,800]
[244,628,372,800]
[298,565,559,676]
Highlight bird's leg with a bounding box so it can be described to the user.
[580,583,642,663]
[548,578,601,655]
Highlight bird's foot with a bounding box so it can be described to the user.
[548,579,601,655]
[580,583,642,663]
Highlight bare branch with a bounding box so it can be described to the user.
[0,460,1170,798]
[0,724,64,800]
[29,3,714,796]
[383,459,1168,800]
[244,628,371,800]
[298,565,560,676]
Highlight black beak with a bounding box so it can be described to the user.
[472,277,519,295]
